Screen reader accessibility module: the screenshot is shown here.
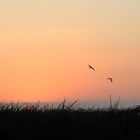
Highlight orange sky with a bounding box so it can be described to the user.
[0,0,140,102]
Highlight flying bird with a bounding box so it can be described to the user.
[107,78,113,83]
[88,65,95,71]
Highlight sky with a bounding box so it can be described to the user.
[0,0,140,104]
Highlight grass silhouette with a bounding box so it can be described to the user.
[0,101,140,140]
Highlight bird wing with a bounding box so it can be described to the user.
[107,78,113,82]
[88,65,92,68]
[88,65,95,71]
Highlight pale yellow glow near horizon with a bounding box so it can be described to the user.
[0,0,140,102]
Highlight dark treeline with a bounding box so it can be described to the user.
[0,102,140,140]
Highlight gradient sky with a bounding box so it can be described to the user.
[0,0,140,102]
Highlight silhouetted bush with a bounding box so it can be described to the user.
[0,101,140,140]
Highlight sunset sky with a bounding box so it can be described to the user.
[0,0,140,103]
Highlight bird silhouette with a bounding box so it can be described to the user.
[88,65,95,71]
[107,78,113,83]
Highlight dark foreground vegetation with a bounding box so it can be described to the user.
[0,101,140,140]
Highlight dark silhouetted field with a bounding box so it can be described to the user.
[0,101,140,140]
